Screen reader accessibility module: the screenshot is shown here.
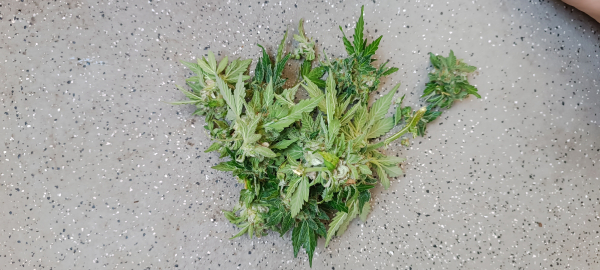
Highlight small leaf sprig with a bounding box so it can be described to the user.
[395,50,480,137]
[171,6,479,267]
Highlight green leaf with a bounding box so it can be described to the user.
[429,52,441,69]
[224,210,239,224]
[290,176,309,217]
[382,67,399,76]
[374,156,406,166]
[301,221,317,267]
[369,84,399,123]
[336,202,358,236]
[176,85,202,101]
[207,51,217,71]
[280,213,294,236]
[272,138,299,150]
[181,60,203,75]
[307,66,326,82]
[302,76,326,112]
[353,6,365,54]
[276,28,289,62]
[217,56,228,74]
[197,57,214,76]
[254,146,277,158]
[339,26,355,55]
[169,100,199,105]
[328,200,349,213]
[325,74,337,126]
[359,202,371,222]
[283,143,304,160]
[230,223,250,239]
[327,118,341,146]
[266,210,283,227]
[358,190,371,213]
[382,164,403,177]
[263,79,274,110]
[212,161,239,172]
[462,83,481,98]
[364,36,382,56]
[375,164,390,189]
[216,76,237,119]
[225,58,252,79]
[205,142,222,153]
[264,95,324,132]
[325,211,348,247]
[366,116,394,139]
[320,151,339,171]
[234,74,246,117]
[292,223,302,256]
[447,50,456,68]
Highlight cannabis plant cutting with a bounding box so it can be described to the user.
[173,6,479,266]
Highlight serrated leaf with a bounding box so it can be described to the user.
[207,51,217,71]
[358,190,371,213]
[216,76,237,120]
[176,85,202,101]
[226,58,252,79]
[369,84,399,123]
[359,202,371,222]
[374,156,406,166]
[212,161,239,172]
[447,50,456,68]
[169,100,199,105]
[266,210,283,227]
[272,138,298,150]
[280,213,294,236]
[382,164,403,177]
[263,79,274,110]
[234,74,246,117]
[264,95,324,132]
[307,66,326,81]
[254,146,277,158]
[382,66,399,76]
[290,176,309,217]
[302,221,317,267]
[364,35,382,56]
[366,116,394,139]
[328,200,348,213]
[205,142,222,153]
[339,26,355,55]
[325,74,336,125]
[276,28,288,62]
[353,6,365,54]
[217,56,228,74]
[224,210,239,224]
[325,211,348,247]
[283,143,304,160]
[375,164,390,189]
[336,202,358,236]
[328,118,341,146]
[230,223,250,239]
[358,164,372,175]
[292,224,302,256]
[302,76,326,112]
[181,60,203,75]
[429,52,441,69]
[197,57,214,76]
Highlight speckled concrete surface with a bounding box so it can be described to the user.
[1,0,599,269]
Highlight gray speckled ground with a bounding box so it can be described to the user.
[1,0,599,269]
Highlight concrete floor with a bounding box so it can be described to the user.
[1,0,599,269]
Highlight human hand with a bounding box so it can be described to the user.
[562,0,600,22]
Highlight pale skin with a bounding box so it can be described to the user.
[562,0,600,22]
